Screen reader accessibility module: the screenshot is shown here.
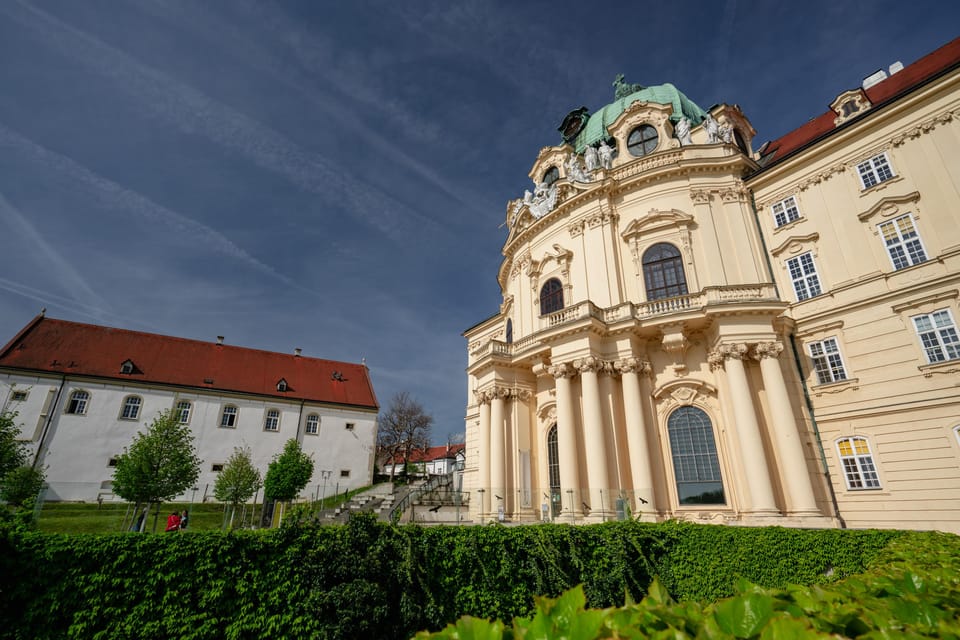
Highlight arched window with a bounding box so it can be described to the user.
[66,390,89,415]
[627,124,659,157]
[505,319,513,344]
[121,395,142,420]
[542,166,559,187]
[667,406,725,505]
[264,409,280,432]
[539,278,564,315]
[305,413,320,435]
[836,436,881,489]
[643,243,688,300]
[547,424,561,516]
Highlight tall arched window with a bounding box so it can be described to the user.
[643,243,688,300]
[66,390,89,415]
[542,166,559,187]
[121,395,142,420]
[547,424,561,516]
[668,406,725,505]
[505,318,513,344]
[540,278,564,315]
[836,436,881,489]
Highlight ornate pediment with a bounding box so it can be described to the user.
[857,191,920,222]
[770,232,820,257]
[830,89,872,126]
[606,101,678,163]
[621,208,696,240]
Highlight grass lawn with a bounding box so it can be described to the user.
[36,486,372,534]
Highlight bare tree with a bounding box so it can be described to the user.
[376,392,433,483]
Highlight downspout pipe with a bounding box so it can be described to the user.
[788,333,846,528]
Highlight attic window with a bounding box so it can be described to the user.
[276,379,288,392]
[830,89,872,126]
[331,371,344,381]
[120,360,135,374]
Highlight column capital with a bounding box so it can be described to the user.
[708,342,749,370]
[573,356,601,374]
[752,341,784,361]
[476,386,531,403]
[615,357,652,376]
[548,363,576,379]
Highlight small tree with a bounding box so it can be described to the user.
[0,409,45,515]
[376,392,433,483]
[112,409,201,531]
[263,438,313,525]
[0,410,28,478]
[214,446,262,529]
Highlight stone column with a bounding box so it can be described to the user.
[710,343,778,514]
[476,392,491,520]
[617,357,656,515]
[549,363,581,522]
[489,388,506,520]
[575,356,610,520]
[753,342,820,515]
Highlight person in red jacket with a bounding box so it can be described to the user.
[164,511,181,532]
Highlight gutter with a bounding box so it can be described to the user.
[788,334,846,528]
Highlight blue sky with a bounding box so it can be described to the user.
[0,1,957,444]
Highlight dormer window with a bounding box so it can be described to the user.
[120,359,136,374]
[830,89,872,126]
[276,378,288,392]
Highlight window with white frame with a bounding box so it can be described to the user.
[66,390,89,415]
[220,405,238,428]
[857,153,895,189]
[175,400,192,424]
[771,195,800,228]
[836,436,881,489]
[786,252,822,301]
[878,214,926,270]
[305,414,319,435]
[121,395,142,420]
[264,409,280,432]
[808,338,848,384]
[11,390,28,402]
[912,309,960,363]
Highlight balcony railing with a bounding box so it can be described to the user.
[471,284,779,360]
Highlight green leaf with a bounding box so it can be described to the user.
[713,592,774,638]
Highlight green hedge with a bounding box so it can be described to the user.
[418,530,960,639]
[0,514,906,640]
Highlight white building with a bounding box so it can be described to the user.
[0,313,379,503]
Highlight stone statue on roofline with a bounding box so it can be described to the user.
[675,117,693,146]
[613,74,645,100]
[702,113,720,143]
[565,152,591,183]
[718,121,734,144]
[598,139,615,170]
[584,145,599,172]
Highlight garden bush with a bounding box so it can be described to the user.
[0,514,921,640]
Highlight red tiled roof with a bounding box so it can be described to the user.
[387,444,465,464]
[0,315,378,410]
[759,37,960,167]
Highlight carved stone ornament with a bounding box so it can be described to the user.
[708,343,748,369]
[670,387,698,405]
[573,356,601,374]
[690,189,710,205]
[548,363,576,379]
[891,109,957,147]
[752,342,784,360]
[616,357,652,376]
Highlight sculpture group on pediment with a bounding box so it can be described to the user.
[513,179,559,225]
[565,152,591,183]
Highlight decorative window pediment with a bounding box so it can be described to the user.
[621,208,695,239]
[857,191,920,222]
[770,232,820,257]
[831,89,872,126]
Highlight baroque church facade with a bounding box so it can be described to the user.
[464,38,960,532]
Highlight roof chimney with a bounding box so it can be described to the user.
[216,336,224,345]
[889,61,904,75]
[294,348,302,357]
[862,69,888,90]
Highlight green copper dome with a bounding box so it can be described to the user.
[571,82,709,153]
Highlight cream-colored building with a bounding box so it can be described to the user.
[464,39,960,532]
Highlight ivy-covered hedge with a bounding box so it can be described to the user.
[419,530,960,639]
[0,515,907,640]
